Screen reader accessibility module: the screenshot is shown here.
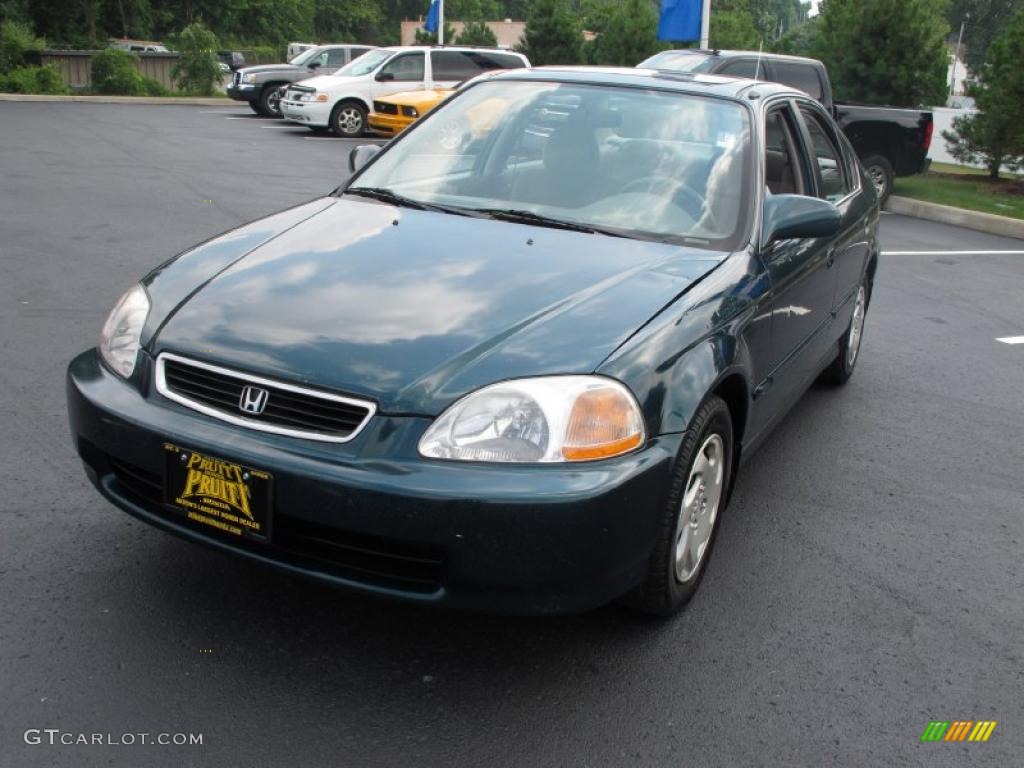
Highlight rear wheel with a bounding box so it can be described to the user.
[622,396,733,616]
[330,101,367,137]
[825,280,869,385]
[862,154,894,204]
[257,85,284,118]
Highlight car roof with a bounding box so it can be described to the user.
[648,48,822,67]
[485,65,800,101]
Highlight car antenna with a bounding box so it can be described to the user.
[754,40,763,83]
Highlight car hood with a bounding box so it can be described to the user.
[238,63,305,76]
[378,89,453,108]
[150,198,725,416]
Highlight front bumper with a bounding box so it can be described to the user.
[367,112,413,137]
[226,83,258,103]
[280,98,331,128]
[67,350,680,615]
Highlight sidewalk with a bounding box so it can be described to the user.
[886,196,1024,240]
[0,93,233,105]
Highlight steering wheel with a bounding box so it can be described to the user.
[621,175,706,221]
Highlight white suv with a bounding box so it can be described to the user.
[279,46,530,137]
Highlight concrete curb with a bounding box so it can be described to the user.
[0,93,233,106]
[886,195,1024,241]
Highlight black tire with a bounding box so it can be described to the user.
[257,84,284,118]
[330,101,367,138]
[824,279,870,385]
[247,101,262,115]
[621,396,734,616]
[861,153,894,205]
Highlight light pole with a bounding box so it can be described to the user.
[949,12,969,101]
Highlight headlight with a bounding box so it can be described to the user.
[99,284,150,378]
[402,106,419,118]
[240,73,254,83]
[418,376,645,463]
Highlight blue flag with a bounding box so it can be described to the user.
[425,0,440,33]
[658,0,703,42]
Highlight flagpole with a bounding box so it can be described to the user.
[438,0,445,45]
[700,0,710,48]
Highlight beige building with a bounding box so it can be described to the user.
[399,20,526,49]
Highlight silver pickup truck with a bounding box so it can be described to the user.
[227,44,375,117]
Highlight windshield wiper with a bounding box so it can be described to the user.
[344,187,470,216]
[468,208,629,238]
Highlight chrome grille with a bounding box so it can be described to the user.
[232,72,241,87]
[155,353,375,443]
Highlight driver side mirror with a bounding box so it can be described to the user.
[763,194,841,243]
[307,61,321,70]
[376,71,395,82]
[349,144,382,174]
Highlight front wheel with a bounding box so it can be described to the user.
[258,85,284,118]
[824,281,869,385]
[330,102,366,137]
[622,396,734,616]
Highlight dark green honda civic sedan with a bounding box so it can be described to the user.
[67,68,879,615]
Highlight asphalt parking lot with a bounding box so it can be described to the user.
[2,102,1022,767]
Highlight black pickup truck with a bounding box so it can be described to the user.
[638,49,933,202]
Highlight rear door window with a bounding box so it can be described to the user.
[716,58,765,79]
[769,62,824,101]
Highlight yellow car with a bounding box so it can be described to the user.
[369,89,453,137]
[370,89,510,152]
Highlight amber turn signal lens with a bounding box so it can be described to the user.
[561,387,644,461]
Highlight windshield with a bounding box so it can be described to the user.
[638,51,716,73]
[346,80,752,250]
[333,48,392,77]
[289,47,321,66]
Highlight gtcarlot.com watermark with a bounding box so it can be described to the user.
[24,729,203,746]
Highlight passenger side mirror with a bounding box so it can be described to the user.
[349,144,382,174]
[763,194,841,243]
[376,71,395,82]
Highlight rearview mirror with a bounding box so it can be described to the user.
[349,144,382,174]
[376,71,395,82]
[762,194,841,243]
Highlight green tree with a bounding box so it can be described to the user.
[772,13,820,55]
[170,21,220,95]
[414,20,456,44]
[456,20,498,46]
[814,0,950,107]
[946,0,1024,75]
[942,9,1024,176]
[710,9,762,48]
[519,0,582,65]
[0,19,42,72]
[585,0,663,66]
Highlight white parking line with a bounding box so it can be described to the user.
[996,336,1024,345]
[881,250,1024,256]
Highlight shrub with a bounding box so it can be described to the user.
[90,48,169,96]
[170,22,221,96]
[456,21,498,47]
[0,64,66,94]
[0,19,44,72]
